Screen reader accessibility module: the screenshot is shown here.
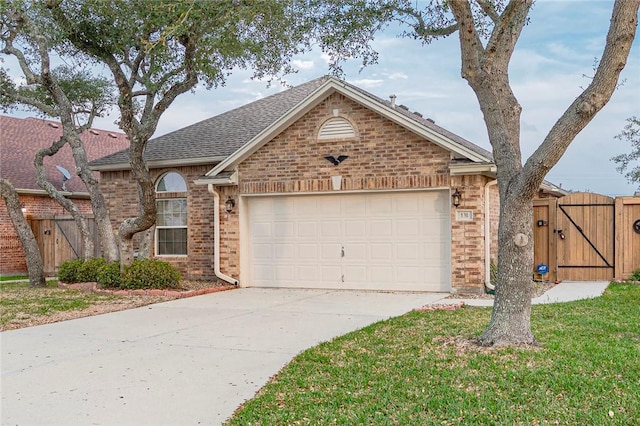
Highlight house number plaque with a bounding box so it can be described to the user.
[455,210,474,222]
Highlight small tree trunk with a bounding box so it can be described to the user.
[138,226,155,259]
[0,179,46,288]
[479,195,536,346]
[66,136,119,262]
[117,137,157,270]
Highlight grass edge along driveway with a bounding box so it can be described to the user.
[228,283,640,425]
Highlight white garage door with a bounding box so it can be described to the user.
[246,191,450,292]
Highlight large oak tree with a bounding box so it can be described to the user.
[384,0,638,346]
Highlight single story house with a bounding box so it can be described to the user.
[0,115,129,275]
[91,76,564,293]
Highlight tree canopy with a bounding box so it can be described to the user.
[612,116,640,188]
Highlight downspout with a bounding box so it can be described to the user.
[485,179,498,291]
[208,184,239,285]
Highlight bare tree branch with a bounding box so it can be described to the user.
[521,0,639,197]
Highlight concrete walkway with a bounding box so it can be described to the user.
[1,282,608,425]
[443,281,610,307]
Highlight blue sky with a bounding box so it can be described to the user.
[4,1,639,195]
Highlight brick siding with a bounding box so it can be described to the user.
[98,93,497,292]
[100,165,216,279]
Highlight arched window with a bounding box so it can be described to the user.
[318,117,356,140]
[155,172,187,256]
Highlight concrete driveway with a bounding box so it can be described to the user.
[1,288,447,425]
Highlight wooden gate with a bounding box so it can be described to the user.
[534,193,624,282]
[615,197,640,279]
[29,215,100,276]
[556,193,615,281]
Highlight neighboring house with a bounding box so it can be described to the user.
[92,76,564,293]
[0,115,129,275]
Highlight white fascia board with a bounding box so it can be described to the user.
[206,79,338,177]
[449,162,497,176]
[90,156,226,172]
[193,171,238,186]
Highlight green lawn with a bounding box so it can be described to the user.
[0,275,28,281]
[0,279,137,331]
[228,283,640,425]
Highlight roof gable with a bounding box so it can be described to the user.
[89,76,493,176]
[204,77,492,179]
[0,115,128,193]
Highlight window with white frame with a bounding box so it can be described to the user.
[155,172,187,256]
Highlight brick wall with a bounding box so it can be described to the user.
[234,93,491,292]
[97,93,496,292]
[240,93,450,194]
[0,194,92,275]
[99,165,216,279]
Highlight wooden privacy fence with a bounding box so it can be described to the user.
[28,215,100,276]
[534,192,640,282]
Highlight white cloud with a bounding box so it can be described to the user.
[292,59,315,70]
[348,78,384,88]
[383,71,408,80]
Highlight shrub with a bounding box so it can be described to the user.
[629,268,640,281]
[120,259,182,290]
[97,261,122,289]
[57,258,86,283]
[76,257,107,282]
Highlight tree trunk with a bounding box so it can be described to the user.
[138,226,155,259]
[66,136,119,262]
[479,193,535,346]
[0,179,46,288]
[117,136,157,269]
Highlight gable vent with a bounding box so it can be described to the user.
[318,118,356,140]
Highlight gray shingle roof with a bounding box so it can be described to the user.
[91,76,493,169]
[91,77,330,168]
[337,79,493,161]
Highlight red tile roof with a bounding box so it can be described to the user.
[0,115,129,193]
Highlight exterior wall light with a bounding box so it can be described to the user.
[452,189,462,208]
[21,204,27,214]
[225,197,236,213]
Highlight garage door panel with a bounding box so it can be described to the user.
[395,219,419,236]
[298,265,318,281]
[253,265,274,282]
[346,243,368,261]
[321,244,340,260]
[370,243,392,259]
[274,244,295,259]
[297,222,317,237]
[298,244,317,259]
[253,243,273,260]
[321,266,342,281]
[344,197,367,215]
[252,221,272,237]
[320,221,341,239]
[369,197,393,214]
[396,243,419,259]
[274,222,295,237]
[396,197,420,214]
[396,267,422,283]
[368,220,393,237]
[274,265,295,281]
[248,191,450,292]
[344,220,366,239]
